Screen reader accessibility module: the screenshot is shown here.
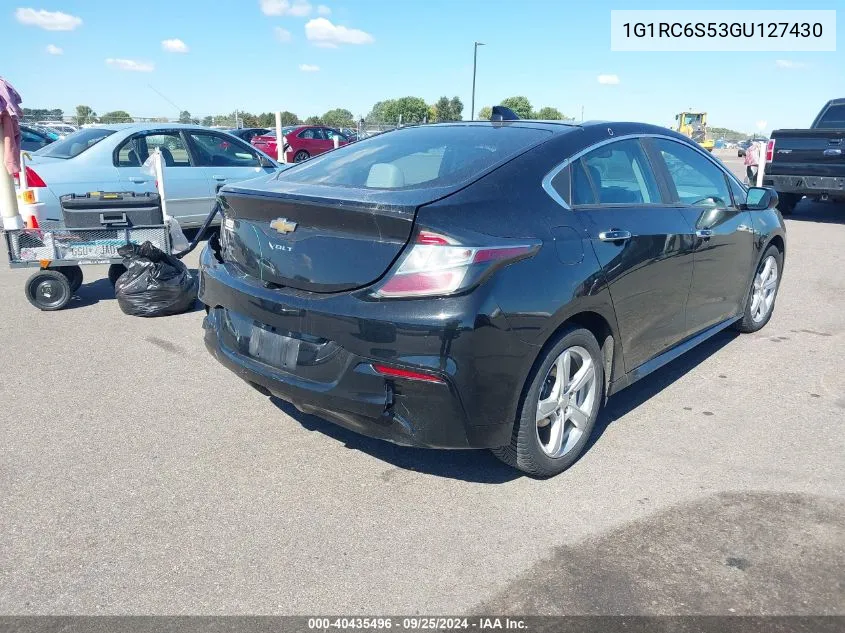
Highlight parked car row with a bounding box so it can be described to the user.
[16,123,280,227]
[20,124,60,151]
[250,125,350,162]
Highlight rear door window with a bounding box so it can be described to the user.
[280,124,551,190]
[573,139,661,205]
[34,128,115,158]
[654,139,732,208]
[187,131,261,167]
[116,132,191,167]
[298,128,323,140]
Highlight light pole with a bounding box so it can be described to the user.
[471,41,485,120]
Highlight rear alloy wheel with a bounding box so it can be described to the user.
[492,327,604,477]
[734,245,782,333]
[293,150,310,163]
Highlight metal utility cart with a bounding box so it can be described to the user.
[4,191,219,311]
[5,222,172,311]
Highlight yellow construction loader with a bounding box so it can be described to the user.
[674,111,715,152]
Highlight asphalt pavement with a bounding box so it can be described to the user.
[0,152,843,615]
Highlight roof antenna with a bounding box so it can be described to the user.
[491,105,520,121]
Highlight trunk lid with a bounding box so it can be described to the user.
[769,129,845,177]
[219,179,436,293]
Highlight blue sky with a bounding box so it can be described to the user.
[5,0,843,134]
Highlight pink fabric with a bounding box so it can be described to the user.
[2,113,21,175]
[0,77,23,175]
[743,142,760,167]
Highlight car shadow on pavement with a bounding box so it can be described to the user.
[270,397,521,484]
[588,329,739,454]
[270,329,739,483]
[784,199,845,224]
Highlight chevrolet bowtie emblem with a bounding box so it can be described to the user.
[270,218,297,234]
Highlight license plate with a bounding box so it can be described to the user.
[248,326,300,369]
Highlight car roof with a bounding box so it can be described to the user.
[414,120,675,137]
[87,122,220,132]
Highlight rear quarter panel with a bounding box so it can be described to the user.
[417,130,625,418]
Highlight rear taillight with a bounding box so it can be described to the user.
[374,230,539,298]
[766,139,775,162]
[17,166,47,188]
[372,363,445,384]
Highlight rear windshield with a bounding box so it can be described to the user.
[35,128,115,159]
[266,127,297,138]
[278,124,552,190]
[815,104,845,129]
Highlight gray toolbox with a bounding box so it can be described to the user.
[60,192,163,228]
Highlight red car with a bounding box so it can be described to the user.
[251,125,349,163]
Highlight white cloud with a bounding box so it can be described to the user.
[756,120,768,131]
[305,17,374,47]
[45,44,63,55]
[106,58,154,72]
[274,27,292,42]
[161,38,189,53]
[15,7,82,31]
[597,74,620,85]
[260,0,311,16]
[775,59,805,69]
[317,4,330,14]
[299,63,320,72]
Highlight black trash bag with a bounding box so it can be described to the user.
[114,241,197,317]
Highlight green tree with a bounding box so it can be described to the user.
[477,106,492,120]
[75,105,97,124]
[426,104,437,123]
[279,111,300,126]
[322,108,354,128]
[100,110,133,123]
[201,115,213,127]
[23,107,63,121]
[499,96,533,119]
[239,112,259,127]
[179,110,192,124]
[433,96,451,122]
[305,115,322,125]
[366,100,393,124]
[534,106,565,120]
[385,96,428,125]
[432,95,464,122]
[449,96,463,121]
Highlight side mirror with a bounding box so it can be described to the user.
[744,187,778,211]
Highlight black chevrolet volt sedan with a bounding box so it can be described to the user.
[198,119,786,477]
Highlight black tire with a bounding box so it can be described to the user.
[54,265,83,293]
[25,270,72,311]
[108,263,127,286]
[776,193,801,215]
[492,327,604,478]
[733,245,783,334]
[293,150,310,163]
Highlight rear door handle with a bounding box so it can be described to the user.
[696,229,713,239]
[598,230,632,242]
[128,176,147,183]
[211,175,227,181]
